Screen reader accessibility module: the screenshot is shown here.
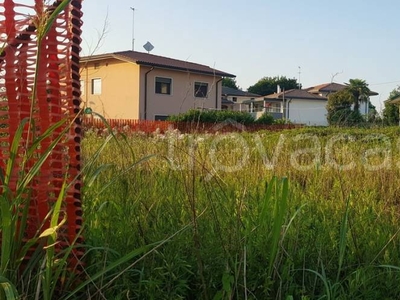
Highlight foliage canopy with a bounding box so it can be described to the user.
[247,76,300,96]
[222,78,239,90]
[382,86,400,125]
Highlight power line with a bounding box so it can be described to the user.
[369,80,400,86]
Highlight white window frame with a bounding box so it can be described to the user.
[155,76,173,95]
[80,80,84,96]
[91,78,101,95]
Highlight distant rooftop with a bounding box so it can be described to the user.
[222,86,261,97]
[306,82,378,96]
[222,98,235,105]
[387,95,400,104]
[81,50,235,78]
[264,89,327,101]
[305,82,347,94]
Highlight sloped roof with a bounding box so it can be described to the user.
[306,82,379,96]
[387,95,400,104]
[81,50,235,78]
[222,98,235,105]
[222,86,261,97]
[264,89,327,101]
[306,82,347,94]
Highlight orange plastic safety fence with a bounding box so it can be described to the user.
[0,0,83,270]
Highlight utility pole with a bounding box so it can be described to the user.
[130,7,135,51]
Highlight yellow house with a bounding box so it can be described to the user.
[80,51,235,120]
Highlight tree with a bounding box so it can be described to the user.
[222,77,239,90]
[247,76,300,96]
[344,78,371,112]
[255,112,275,125]
[366,101,381,123]
[327,89,357,125]
[382,86,400,125]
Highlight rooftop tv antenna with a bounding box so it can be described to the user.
[331,70,343,83]
[143,41,154,53]
[298,66,301,89]
[130,7,135,51]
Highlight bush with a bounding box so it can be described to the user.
[255,112,274,125]
[168,109,255,125]
[327,108,365,126]
[274,118,290,125]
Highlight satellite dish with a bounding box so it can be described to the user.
[143,41,154,53]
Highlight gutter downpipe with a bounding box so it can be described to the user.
[286,98,292,123]
[215,78,224,110]
[144,67,154,120]
[282,88,286,122]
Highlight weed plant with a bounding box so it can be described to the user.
[81,126,400,299]
[2,3,400,298]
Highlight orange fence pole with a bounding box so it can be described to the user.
[0,0,84,271]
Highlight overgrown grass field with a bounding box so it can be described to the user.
[81,126,400,299]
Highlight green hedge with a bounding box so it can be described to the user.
[255,112,275,124]
[168,109,282,125]
[168,109,256,125]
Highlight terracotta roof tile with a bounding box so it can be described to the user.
[222,86,261,97]
[264,89,327,101]
[114,50,235,77]
[306,82,378,96]
[306,82,346,94]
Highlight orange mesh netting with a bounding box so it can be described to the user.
[0,0,83,269]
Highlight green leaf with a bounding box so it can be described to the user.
[39,227,57,239]
[0,276,18,300]
[0,194,12,273]
[42,0,72,39]
[64,244,153,299]
[222,273,233,293]
[4,118,30,186]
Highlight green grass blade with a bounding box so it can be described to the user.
[0,194,12,274]
[42,0,72,38]
[17,118,73,193]
[25,118,68,160]
[4,118,29,186]
[81,134,113,174]
[92,155,156,197]
[303,269,331,300]
[42,178,68,300]
[378,265,400,271]
[337,198,349,282]
[0,276,18,300]
[64,244,154,299]
[268,177,289,277]
[84,164,113,188]
[260,176,275,227]
[90,111,135,160]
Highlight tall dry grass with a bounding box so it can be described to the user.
[81,126,400,299]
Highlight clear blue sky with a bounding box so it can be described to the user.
[21,0,400,110]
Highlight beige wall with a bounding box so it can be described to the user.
[81,59,224,120]
[139,66,223,120]
[81,58,140,119]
